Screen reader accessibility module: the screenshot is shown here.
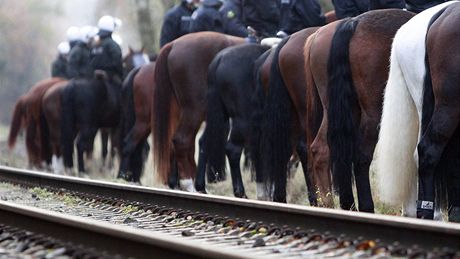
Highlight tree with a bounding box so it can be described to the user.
[134,0,157,54]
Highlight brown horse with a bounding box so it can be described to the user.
[304,10,414,211]
[41,80,69,172]
[152,32,245,192]
[8,77,65,168]
[257,27,320,203]
[118,62,156,183]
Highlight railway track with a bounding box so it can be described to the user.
[0,165,459,258]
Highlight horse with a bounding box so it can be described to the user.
[123,46,150,77]
[152,32,245,192]
[375,1,460,221]
[256,27,320,203]
[42,80,69,173]
[304,9,414,211]
[61,71,122,174]
[8,77,65,168]
[201,43,270,198]
[118,62,155,183]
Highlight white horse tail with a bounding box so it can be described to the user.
[375,49,419,207]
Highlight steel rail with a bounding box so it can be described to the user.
[0,165,459,251]
[0,200,248,259]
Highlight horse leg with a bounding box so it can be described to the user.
[296,137,317,206]
[173,116,201,192]
[77,127,98,174]
[225,121,246,198]
[354,115,377,213]
[195,132,208,193]
[100,129,109,167]
[310,117,334,208]
[417,105,460,220]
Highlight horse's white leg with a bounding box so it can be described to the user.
[179,179,197,193]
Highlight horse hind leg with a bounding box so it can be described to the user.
[296,137,317,206]
[417,105,460,220]
[353,116,377,213]
[225,121,247,198]
[172,117,201,192]
[77,127,98,175]
[195,132,208,193]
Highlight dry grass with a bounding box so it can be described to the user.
[0,123,408,217]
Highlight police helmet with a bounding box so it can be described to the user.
[66,26,80,42]
[97,15,122,32]
[57,41,70,55]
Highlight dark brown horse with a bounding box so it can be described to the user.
[152,32,245,192]
[304,9,414,211]
[257,27,319,203]
[118,62,155,183]
[8,77,65,168]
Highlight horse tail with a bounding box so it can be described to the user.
[152,43,178,185]
[204,55,228,178]
[250,51,269,179]
[120,67,140,150]
[8,97,25,149]
[260,37,292,202]
[326,18,359,196]
[375,45,418,206]
[61,82,75,168]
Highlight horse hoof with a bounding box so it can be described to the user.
[234,192,247,199]
[417,208,434,220]
[197,189,208,194]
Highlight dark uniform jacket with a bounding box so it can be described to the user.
[189,2,225,33]
[280,0,325,34]
[369,0,405,9]
[160,1,194,47]
[51,55,68,79]
[242,0,280,37]
[91,35,123,80]
[67,42,92,79]
[405,0,446,13]
[220,0,247,37]
[332,0,368,19]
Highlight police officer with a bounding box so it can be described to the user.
[189,0,225,33]
[332,0,368,19]
[160,0,198,47]
[242,0,280,37]
[91,15,123,81]
[51,42,70,78]
[67,27,92,79]
[278,0,326,36]
[405,0,447,13]
[220,0,247,37]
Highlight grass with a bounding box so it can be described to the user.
[0,122,407,218]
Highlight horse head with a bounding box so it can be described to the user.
[123,46,150,76]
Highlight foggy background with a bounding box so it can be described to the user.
[0,0,333,125]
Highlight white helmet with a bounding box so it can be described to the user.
[97,15,122,32]
[57,41,70,55]
[80,26,98,43]
[66,26,80,42]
